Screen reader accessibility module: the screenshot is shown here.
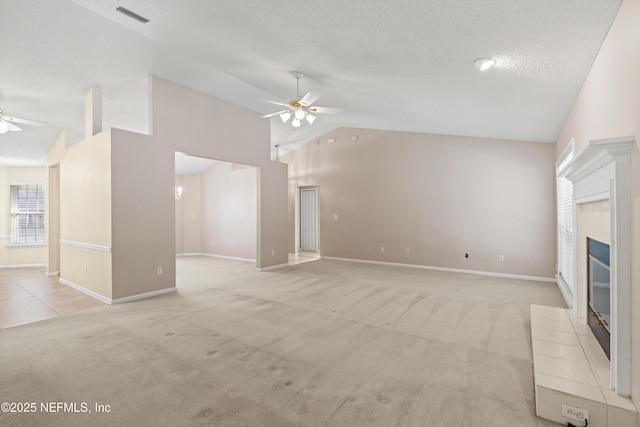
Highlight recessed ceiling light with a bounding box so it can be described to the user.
[474,58,496,71]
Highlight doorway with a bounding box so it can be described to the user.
[174,152,258,284]
[299,187,318,252]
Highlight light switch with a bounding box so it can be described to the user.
[333,214,339,220]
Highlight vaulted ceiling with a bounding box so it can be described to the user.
[0,0,623,168]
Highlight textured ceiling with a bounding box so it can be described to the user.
[0,0,623,170]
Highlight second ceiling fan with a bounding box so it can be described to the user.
[0,109,48,134]
[260,72,342,127]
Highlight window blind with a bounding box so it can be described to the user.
[556,143,574,293]
[557,175,573,291]
[11,184,45,244]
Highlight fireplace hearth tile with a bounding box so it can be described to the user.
[531,304,639,426]
[535,372,604,402]
[571,321,593,336]
[534,339,589,363]
[578,333,602,350]
[531,316,575,333]
[531,305,570,321]
[534,353,599,387]
[532,326,581,347]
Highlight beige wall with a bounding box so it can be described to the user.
[554,0,640,406]
[201,162,257,260]
[179,173,203,254]
[0,166,48,267]
[59,130,112,298]
[48,75,286,301]
[283,127,556,278]
[175,174,185,254]
[110,129,174,300]
[101,75,286,299]
[176,162,257,260]
[46,131,67,276]
[46,164,60,274]
[60,131,111,246]
[149,76,287,269]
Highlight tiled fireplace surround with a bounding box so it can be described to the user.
[532,136,637,425]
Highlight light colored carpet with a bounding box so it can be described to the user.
[0,257,564,426]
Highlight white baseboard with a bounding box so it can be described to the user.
[111,287,177,304]
[178,253,288,272]
[323,256,557,283]
[59,278,111,304]
[0,263,47,269]
[59,278,177,305]
[46,271,60,277]
[257,263,289,272]
[176,252,255,263]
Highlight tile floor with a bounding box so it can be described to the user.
[0,267,105,329]
[531,304,638,426]
[0,254,322,330]
[288,250,321,266]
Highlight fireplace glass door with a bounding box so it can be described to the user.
[587,238,610,359]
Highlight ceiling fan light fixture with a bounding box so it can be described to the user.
[291,118,302,128]
[305,114,316,125]
[280,111,292,123]
[294,109,306,120]
[475,57,496,71]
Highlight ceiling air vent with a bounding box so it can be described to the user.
[116,6,150,24]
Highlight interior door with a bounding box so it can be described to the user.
[300,188,318,252]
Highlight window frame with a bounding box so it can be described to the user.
[9,182,46,246]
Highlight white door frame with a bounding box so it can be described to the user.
[295,186,319,254]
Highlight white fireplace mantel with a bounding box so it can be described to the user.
[559,135,634,397]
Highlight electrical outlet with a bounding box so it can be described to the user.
[499,254,505,262]
[380,247,385,253]
[271,250,275,256]
[405,248,410,254]
[156,266,163,275]
[562,404,588,422]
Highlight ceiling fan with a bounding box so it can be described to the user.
[0,109,48,134]
[260,72,342,127]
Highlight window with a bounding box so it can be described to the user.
[11,184,45,245]
[556,142,574,293]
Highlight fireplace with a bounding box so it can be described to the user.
[587,237,610,359]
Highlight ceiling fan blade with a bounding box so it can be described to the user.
[6,121,21,131]
[258,98,289,107]
[3,115,48,127]
[309,106,344,114]
[261,110,289,119]
[300,91,320,106]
